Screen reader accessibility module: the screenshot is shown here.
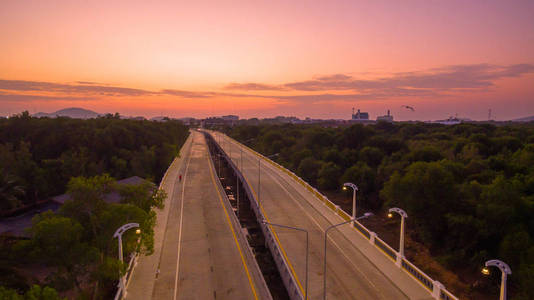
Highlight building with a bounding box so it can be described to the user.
[221,115,239,121]
[351,108,369,121]
[377,110,394,122]
[0,176,152,238]
[431,117,462,125]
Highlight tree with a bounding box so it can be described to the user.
[297,157,323,186]
[24,285,65,300]
[359,146,385,167]
[381,161,458,244]
[341,162,377,207]
[118,182,166,212]
[60,174,115,239]
[317,162,342,190]
[0,170,25,211]
[0,286,22,300]
[26,213,98,292]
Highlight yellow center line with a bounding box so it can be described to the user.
[207,147,259,300]
[248,181,306,298]
[217,133,305,298]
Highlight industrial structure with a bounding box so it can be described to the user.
[351,108,369,121]
[377,110,394,122]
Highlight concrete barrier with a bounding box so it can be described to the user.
[221,132,459,300]
[205,132,304,300]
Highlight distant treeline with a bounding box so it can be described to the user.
[0,112,189,211]
[225,121,534,299]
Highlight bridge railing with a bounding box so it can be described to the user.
[113,252,138,300]
[220,132,458,300]
[114,137,192,300]
[205,132,304,300]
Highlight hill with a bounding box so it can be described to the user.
[33,107,101,119]
[513,115,534,122]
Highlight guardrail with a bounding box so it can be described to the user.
[114,253,138,300]
[204,132,304,300]
[114,135,192,300]
[218,132,459,300]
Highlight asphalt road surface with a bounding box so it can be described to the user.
[127,131,270,300]
[213,131,432,300]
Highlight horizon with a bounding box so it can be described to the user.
[1,0,534,121]
[15,106,533,122]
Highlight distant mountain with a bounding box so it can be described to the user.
[33,107,101,119]
[513,115,534,122]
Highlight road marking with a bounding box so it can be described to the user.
[259,160,386,299]
[216,133,306,298]
[206,139,259,300]
[173,135,194,300]
[223,133,389,299]
[226,135,411,299]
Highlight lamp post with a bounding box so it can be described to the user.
[263,221,309,300]
[342,182,358,226]
[323,213,373,300]
[482,260,512,300]
[113,223,140,293]
[388,207,408,267]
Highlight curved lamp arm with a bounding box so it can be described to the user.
[388,207,408,219]
[486,259,512,275]
[343,182,358,191]
[113,223,140,238]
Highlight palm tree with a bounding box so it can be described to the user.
[0,170,25,211]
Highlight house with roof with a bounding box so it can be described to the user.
[0,176,152,238]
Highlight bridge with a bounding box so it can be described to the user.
[123,130,458,300]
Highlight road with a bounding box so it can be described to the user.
[213,132,432,300]
[127,131,270,300]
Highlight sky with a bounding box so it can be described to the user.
[1,0,533,121]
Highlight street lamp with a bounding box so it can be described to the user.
[342,182,358,226]
[113,223,140,292]
[482,259,512,300]
[323,213,373,300]
[263,221,309,300]
[388,207,408,265]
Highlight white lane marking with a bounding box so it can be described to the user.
[174,134,194,300]
[223,135,387,299]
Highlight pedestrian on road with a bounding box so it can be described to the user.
[179,174,182,182]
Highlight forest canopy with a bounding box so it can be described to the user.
[225,121,534,299]
[0,112,189,212]
[0,113,188,298]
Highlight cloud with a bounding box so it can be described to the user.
[161,89,260,99]
[75,81,105,85]
[0,93,96,102]
[223,82,287,91]
[226,63,534,92]
[1,63,532,105]
[161,89,214,98]
[0,79,153,96]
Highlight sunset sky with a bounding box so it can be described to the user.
[1,0,533,120]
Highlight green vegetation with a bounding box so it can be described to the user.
[0,284,65,300]
[226,122,534,299]
[0,113,188,298]
[0,111,188,212]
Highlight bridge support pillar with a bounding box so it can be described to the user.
[432,280,444,299]
[395,253,403,267]
[369,232,376,245]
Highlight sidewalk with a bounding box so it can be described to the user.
[125,134,193,300]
